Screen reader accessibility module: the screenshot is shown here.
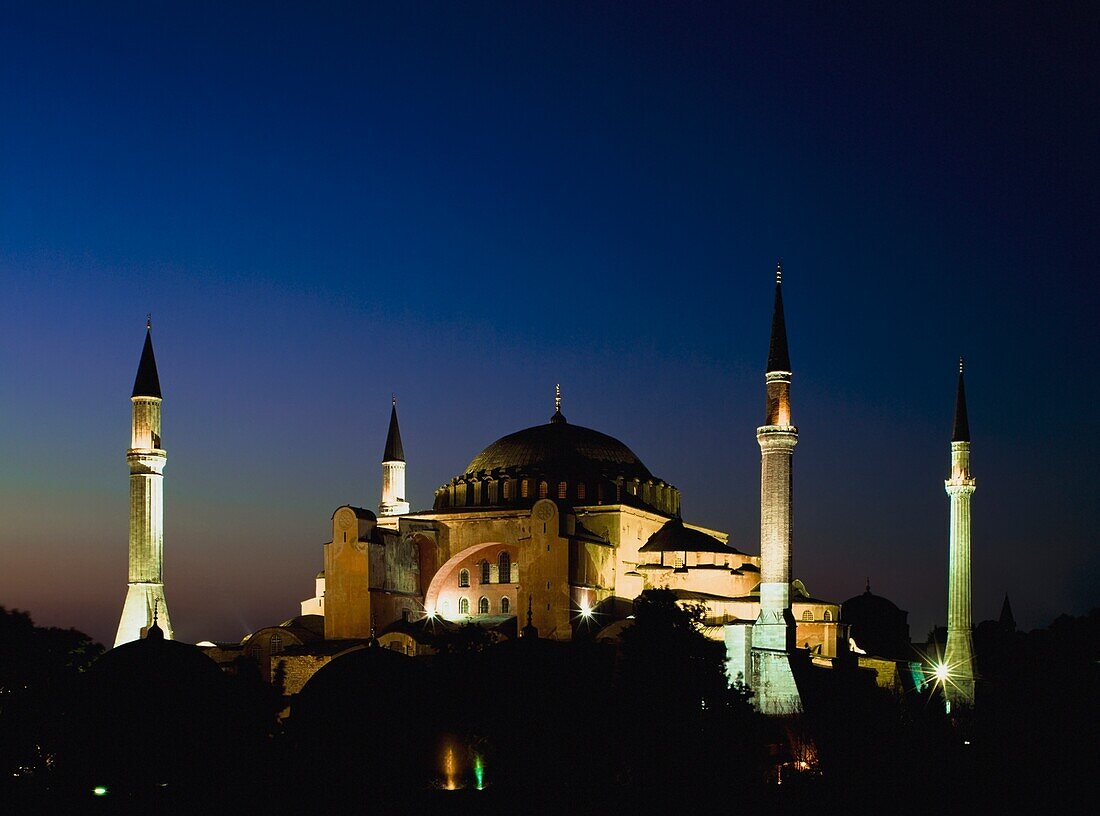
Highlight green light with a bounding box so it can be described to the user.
[474,754,485,790]
[92,786,108,797]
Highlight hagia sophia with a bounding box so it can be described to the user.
[110,265,980,714]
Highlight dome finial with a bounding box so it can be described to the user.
[865,577,871,593]
[550,384,567,423]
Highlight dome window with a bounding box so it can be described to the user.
[521,479,530,498]
[269,633,282,655]
[503,480,513,500]
[823,610,833,622]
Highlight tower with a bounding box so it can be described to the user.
[379,396,409,517]
[750,262,802,713]
[943,358,976,707]
[114,319,173,647]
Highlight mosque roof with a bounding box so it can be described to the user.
[639,518,739,554]
[132,323,162,398]
[462,416,653,481]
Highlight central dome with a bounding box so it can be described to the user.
[433,407,678,515]
[464,417,653,481]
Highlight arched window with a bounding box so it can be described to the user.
[801,610,813,621]
[576,482,586,501]
[458,568,470,587]
[459,597,470,615]
[557,481,567,498]
[269,633,283,654]
[478,596,490,615]
[498,551,511,584]
[501,597,511,614]
[823,609,833,622]
[521,479,530,498]
[402,608,412,622]
[479,560,491,584]
[538,481,549,499]
[503,480,513,500]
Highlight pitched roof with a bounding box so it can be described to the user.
[952,363,970,442]
[383,399,405,462]
[639,518,739,554]
[131,327,162,398]
[766,269,791,373]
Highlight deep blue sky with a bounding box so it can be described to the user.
[2,2,1097,646]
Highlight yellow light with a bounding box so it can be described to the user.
[934,663,950,682]
[579,603,592,618]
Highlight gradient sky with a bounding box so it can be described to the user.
[2,2,1097,647]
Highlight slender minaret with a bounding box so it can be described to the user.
[114,319,173,647]
[751,262,802,713]
[379,396,409,517]
[944,357,976,707]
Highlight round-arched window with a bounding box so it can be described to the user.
[801,610,813,621]
[459,597,470,615]
[501,597,511,614]
[823,609,833,622]
[478,597,490,615]
[498,551,511,584]
[458,568,470,587]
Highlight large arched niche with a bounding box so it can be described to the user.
[424,541,520,621]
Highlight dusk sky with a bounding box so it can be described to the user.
[2,2,1097,647]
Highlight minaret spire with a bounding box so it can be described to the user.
[115,321,173,647]
[944,357,977,709]
[748,262,802,713]
[379,396,410,518]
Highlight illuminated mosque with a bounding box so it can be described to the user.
[114,266,980,713]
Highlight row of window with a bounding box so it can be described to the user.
[441,596,512,616]
[458,552,513,586]
[800,609,834,622]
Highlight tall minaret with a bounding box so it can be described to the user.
[114,319,173,647]
[751,262,802,713]
[944,358,976,707]
[379,396,409,517]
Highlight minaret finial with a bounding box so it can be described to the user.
[146,313,152,331]
[776,259,782,285]
[392,393,397,406]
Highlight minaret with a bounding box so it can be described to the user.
[751,262,802,713]
[944,357,976,707]
[379,396,410,517]
[114,319,173,647]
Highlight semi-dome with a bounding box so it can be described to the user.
[433,406,679,515]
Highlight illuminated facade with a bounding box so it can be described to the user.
[294,268,842,698]
[944,360,977,707]
[114,320,174,647]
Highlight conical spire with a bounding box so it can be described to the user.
[999,593,1016,631]
[383,396,405,462]
[766,261,791,373]
[131,318,162,398]
[952,358,970,442]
